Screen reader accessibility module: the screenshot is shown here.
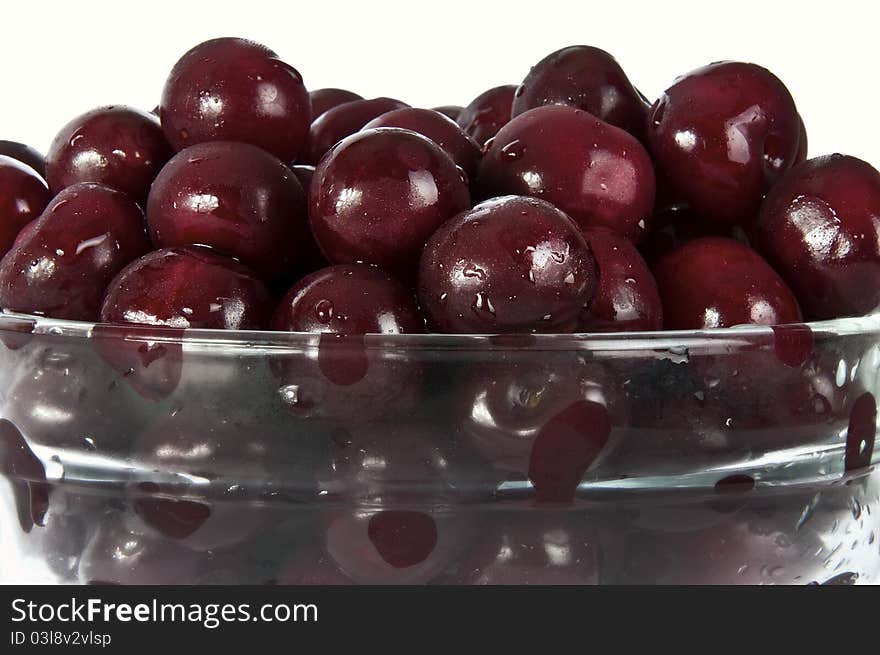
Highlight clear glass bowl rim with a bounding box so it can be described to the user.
[2,310,879,352]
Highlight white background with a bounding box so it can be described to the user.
[1,0,878,163]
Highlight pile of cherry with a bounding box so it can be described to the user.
[0,38,878,336]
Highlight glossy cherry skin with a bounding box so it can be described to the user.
[432,105,463,121]
[479,105,656,242]
[456,85,516,146]
[456,354,621,500]
[443,514,601,584]
[309,87,363,120]
[305,97,409,165]
[146,141,309,281]
[160,37,310,162]
[46,105,172,202]
[310,128,470,279]
[0,183,150,320]
[269,264,423,421]
[101,246,272,329]
[511,45,649,140]
[751,155,880,319]
[0,156,50,257]
[579,226,662,331]
[653,237,802,329]
[646,61,801,227]
[419,196,597,333]
[363,107,482,181]
[271,264,423,334]
[0,141,45,177]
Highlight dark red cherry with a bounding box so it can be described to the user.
[432,105,464,121]
[751,154,880,319]
[46,105,172,202]
[270,264,423,421]
[0,183,150,320]
[419,195,597,333]
[146,141,309,281]
[160,37,310,162]
[444,514,600,584]
[101,246,272,329]
[511,45,649,140]
[0,156,50,257]
[647,61,801,227]
[305,97,409,164]
[271,264,423,334]
[479,105,656,242]
[318,422,475,584]
[309,87,363,120]
[0,141,45,178]
[79,515,206,585]
[579,226,662,331]
[363,107,482,181]
[456,85,516,146]
[123,410,269,551]
[456,355,621,500]
[653,237,802,329]
[310,128,470,279]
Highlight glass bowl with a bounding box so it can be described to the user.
[0,310,877,585]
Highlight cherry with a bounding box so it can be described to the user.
[305,97,409,164]
[271,264,423,334]
[418,195,598,333]
[0,156,50,257]
[270,264,423,421]
[579,226,662,331]
[363,107,482,181]
[511,45,649,140]
[101,246,272,330]
[3,345,151,452]
[79,515,207,584]
[123,410,271,551]
[443,513,601,584]
[160,37,310,162]
[309,87,363,120]
[0,140,45,177]
[46,105,172,202]
[432,105,463,121]
[750,154,880,319]
[317,422,476,584]
[456,354,621,500]
[646,61,801,227]
[0,183,150,320]
[653,237,802,329]
[478,105,656,242]
[310,128,470,279]
[146,141,309,281]
[456,85,516,146]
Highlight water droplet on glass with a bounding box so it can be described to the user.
[45,456,65,481]
[83,436,97,451]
